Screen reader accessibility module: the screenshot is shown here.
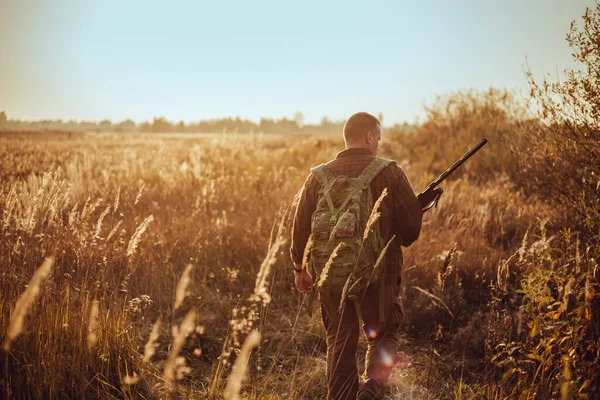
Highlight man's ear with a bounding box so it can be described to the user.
[366,131,373,144]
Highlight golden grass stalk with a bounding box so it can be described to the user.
[223,330,261,400]
[93,206,111,241]
[318,242,343,288]
[60,182,71,211]
[126,214,154,258]
[518,228,529,263]
[562,277,574,315]
[122,374,140,386]
[113,185,121,213]
[251,236,286,305]
[371,235,396,283]
[413,286,455,319]
[81,197,102,223]
[143,317,162,362]
[560,355,572,400]
[105,220,123,242]
[174,264,194,312]
[174,356,192,380]
[67,201,79,226]
[363,187,387,241]
[585,268,592,304]
[275,205,291,244]
[43,179,64,226]
[134,183,145,205]
[267,205,288,251]
[336,189,390,311]
[164,310,196,383]
[2,184,17,230]
[3,257,54,350]
[79,196,90,222]
[440,243,456,292]
[25,185,45,234]
[339,235,395,311]
[300,234,313,270]
[87,300,99,349]
[339,275,354,315]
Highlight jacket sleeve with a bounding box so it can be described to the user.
[391,165,423,246]
[290,174,318,265]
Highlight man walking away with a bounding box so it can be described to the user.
[290,112,429,399]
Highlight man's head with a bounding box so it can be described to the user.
[343,112,381,156]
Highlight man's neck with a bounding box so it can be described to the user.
[344,145,373,155]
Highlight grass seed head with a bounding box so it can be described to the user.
[126,214,154,259]
[223,330,261,400]
[143,317,162,362]
[174,264,194,312]
[87,300,99,350]
[164,310,196,383]
[3,257,54,350]
[363,187,387,241]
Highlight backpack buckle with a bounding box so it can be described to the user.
[329,215,338,225]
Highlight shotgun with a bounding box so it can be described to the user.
[418,138,488,211]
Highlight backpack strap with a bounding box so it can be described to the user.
[310,164,336,190]
[331,158,395,222]
[310,164,336,218]
[356,157,394,188]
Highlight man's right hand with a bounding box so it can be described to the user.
[294,267,313,294]
[417,187,443,211]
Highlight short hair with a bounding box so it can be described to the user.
[343,112,380,143]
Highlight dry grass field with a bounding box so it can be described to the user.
[0,89,598,399]
[0,126,515,399]
[1,5,600,399]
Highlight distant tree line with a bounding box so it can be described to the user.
[0,111,334,134]
[0,111,412,134]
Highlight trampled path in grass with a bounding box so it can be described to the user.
[384,336,458,400]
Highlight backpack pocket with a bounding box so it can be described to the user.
[311,211,332,241]
[334,210,357,238]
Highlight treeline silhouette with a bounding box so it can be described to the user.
[0,111,411,134]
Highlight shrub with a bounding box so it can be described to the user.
[486,4,600,398]
[516,3,600,230]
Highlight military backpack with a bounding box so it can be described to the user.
[307,157,393,320]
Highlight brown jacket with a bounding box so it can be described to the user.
[290,148,423,283]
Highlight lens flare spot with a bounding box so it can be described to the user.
[380,348,394,367]
[366,327,377,339]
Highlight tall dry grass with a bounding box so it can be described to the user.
[3,257,54,350]
[0,108,595,398]
[1,7,599,396]
[0,123,558,399]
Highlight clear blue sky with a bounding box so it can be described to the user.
[0,0,595,125]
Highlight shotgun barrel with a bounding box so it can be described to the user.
[418,138,488,211]
[425,138,488,191]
